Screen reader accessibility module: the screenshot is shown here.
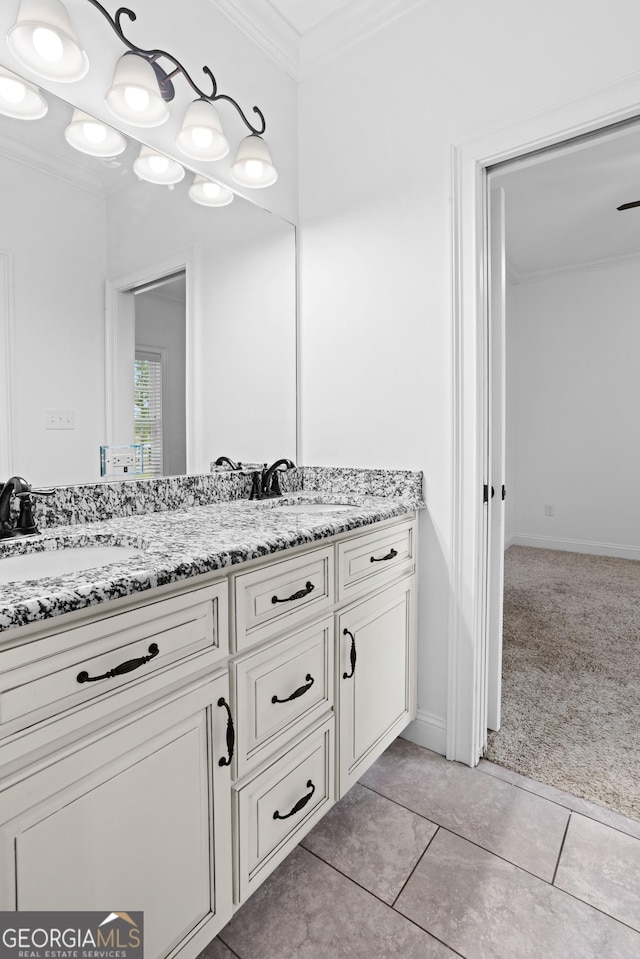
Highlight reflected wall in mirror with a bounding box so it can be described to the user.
[0,84,296,488]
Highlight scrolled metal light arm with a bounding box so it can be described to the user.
[84,0,267,135]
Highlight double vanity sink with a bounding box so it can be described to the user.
[0,474,423,959]
[0,501,354,586]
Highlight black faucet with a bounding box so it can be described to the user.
[249,459,295,500]
[0,476,54,538]
[214,456,240,470]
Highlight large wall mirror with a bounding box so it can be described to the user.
[0,80,296,488]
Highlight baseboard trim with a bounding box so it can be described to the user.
[401,708,446,755]
[511,534,640,561]
[504,533,516,550]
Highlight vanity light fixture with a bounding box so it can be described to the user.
[188,175,233,207]
[64,107,126,156]
[133,145,184,185]
[176,99,229,161]
[0,65,47,119]
[230,135,278,188]
[7,0,88,82]
[5,0,277,187]
[105,52,170,128]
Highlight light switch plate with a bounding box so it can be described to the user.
[45,409,75,430]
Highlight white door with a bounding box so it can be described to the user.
[485,185,507,732]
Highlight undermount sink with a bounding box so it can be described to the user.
[271,503,355,514]
[0,544,142,585]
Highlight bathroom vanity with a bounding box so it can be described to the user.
[0,483,420,959]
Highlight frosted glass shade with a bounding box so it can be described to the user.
[188,175,233,207]
[133,145,184,185]
[64,108,126,157]
[230,135,277,188]
[176,99,229,161]
[106,53,169,128]
[7,0,88,82]
[0,66,47,119]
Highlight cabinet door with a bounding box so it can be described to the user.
[337,576,416,797]
[0,673,233,959]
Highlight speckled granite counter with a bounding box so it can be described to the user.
[0,488,424,634]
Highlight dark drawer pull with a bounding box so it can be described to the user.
[370,547,398,563]
[272,673,315,704]
[77,643,159,683]
[272,581,315,604]
[342,628,356,679]
[273,780,316,820]
[217,697,235,767]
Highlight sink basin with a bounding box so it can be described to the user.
[271,503,355,515]
[0,545,142,585]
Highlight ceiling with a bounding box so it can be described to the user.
[213,0,426,78]
[492,121,640,280]
[267,0,357,35]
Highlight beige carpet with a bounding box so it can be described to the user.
[484,546,640,821]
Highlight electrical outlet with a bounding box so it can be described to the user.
[544,504,555,517]
[100,445,143,477]
[45,409,75,430]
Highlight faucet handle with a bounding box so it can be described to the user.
[14,489,54,535]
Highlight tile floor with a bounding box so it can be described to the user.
[200,738,640,959]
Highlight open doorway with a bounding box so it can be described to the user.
[482,120,640,820]
[132,272,187,477]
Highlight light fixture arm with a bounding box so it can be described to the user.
[84,0,267,135]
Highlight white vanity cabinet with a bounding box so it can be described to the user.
[0,671,233,959]
[0,582,234,959]
[337,575,417,795]
[227,513,418,905]
[0,510,418,958]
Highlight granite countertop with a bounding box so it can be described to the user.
[0,492,421,634]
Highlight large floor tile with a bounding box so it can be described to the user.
[360,738,568,880]
[395,828,640,959]
[555,814,640,931]
[219,845,457,959]
[196,939,239,959]
[479,759,640,841]
[301,782,437,903]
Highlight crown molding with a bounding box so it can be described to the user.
[0,130,108,196]
[211,0,428,80]
[299,0,428,79]
[514,248,640,284]
[211,0,300,79]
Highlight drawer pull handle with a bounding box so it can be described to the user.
[76,643,159,684]
[273,780,316,820]
[342,628,356,679]
[271,581,315,604]
[272,673,315,704]
[370,547,398,563]
[218,697,235,767]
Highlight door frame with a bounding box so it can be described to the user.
[105,245,200,474]
[447,73,640,766]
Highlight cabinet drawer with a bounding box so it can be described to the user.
[0,582,228,732]
[337,517,416,602]
[233,717,334,904]
[231,617,334,778]
[233,546,334,651]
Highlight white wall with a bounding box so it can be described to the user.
[507,260,640,557]
[135,289,187,477]
[298,0,640,751]
[0,153,106,487]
